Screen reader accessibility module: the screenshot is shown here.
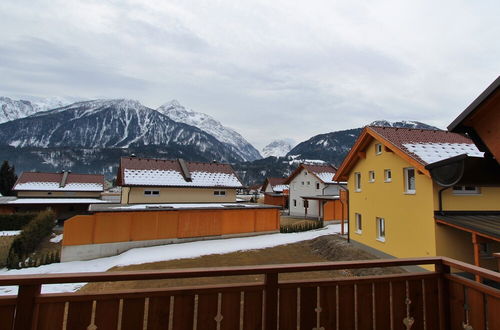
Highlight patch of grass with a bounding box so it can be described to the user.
[0,236,16,267]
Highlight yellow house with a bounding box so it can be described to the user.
[334,126,500,271]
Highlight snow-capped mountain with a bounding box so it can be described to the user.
[0,99,246,163]
[261,139,295,158]
[0,96,78,123]
[157,100,261,161]
[370,120,439,129]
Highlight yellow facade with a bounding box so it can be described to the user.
[121,186,237,204]
[347,138,500,269]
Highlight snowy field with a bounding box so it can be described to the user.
[0,231,21,237]
[0,224,346,295]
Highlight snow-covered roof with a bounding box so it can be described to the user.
[403,143,483,164]
[273,184,289,192]
[14,172,104,192]
[285,164,339,185]
[118,157,243,188]
[313,172,337,184]
[90,203,278,212]
[5,198,108,204]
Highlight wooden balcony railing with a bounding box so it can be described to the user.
[0,257,498,329]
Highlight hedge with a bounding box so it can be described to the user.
[7,210,56,268]
[280,221,323,233]
[0,213,36,231]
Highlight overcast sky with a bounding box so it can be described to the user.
[0,1,498,149]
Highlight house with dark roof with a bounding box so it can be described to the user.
[285,163,346,221]
[116,157,244,204]
[334,125,500,271]
[262,177,289,209]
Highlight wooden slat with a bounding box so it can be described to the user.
[299,286,316,329]
[467,288,485,330]
[172,295,194,330]
[36,302,65,330]
[243,290,262,330]
[408,280,424,330]
[338,284,355,329]
[279,288,297,330]
[487,295,500,330]
[122,298,145,330]
[67,301,93,330]
[14,284,40,330]
[197,293,219,330]
[374,282,390,330]
[95,299,120,330]
[448,281,465,328]
[147,296,171,330]
[0,305,15,330]
[220,291,240,330]
[356,283,373,329]
[390,280,406,329]
[423,277,440,330]
[319,285,337,329]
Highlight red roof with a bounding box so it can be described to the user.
[284,163,337,184]
[14,172,104,191]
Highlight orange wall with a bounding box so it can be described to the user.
[322,200,346,221]
[264,194,287,208]
[63,208,280,246]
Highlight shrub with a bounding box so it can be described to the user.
[7,210,56,268]
[0,213,36,231]
[280,221,323,233]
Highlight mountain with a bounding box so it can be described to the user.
[261,139,295,158]
[286,120,440,166]
[0,96,77,123]
[0,99,249,176]
[157,100,261,161]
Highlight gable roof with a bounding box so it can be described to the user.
[263,177,289,192]
[285,163,338,185]
[117,157,243,188]
[14,172,104,192]
[334,126,482,181]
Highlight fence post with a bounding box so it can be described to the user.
[265,272,278,330]
[436,261,450,330]
[14,284,41,330]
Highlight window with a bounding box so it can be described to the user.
[354,172,361,192]
[301,181,304,185]
[355,213,362,234]
[404,168,416,194]
[293,199,297,207]
[214,190,226,196]
[376,217,385,241]
[304,171,308,175]
[375,143,382,155]
[384,169,392,182]
[316,182,320,189]
[452,186,480,195]
[369,170,375,182]
[144,190,160,196]
[479,243,492,258]
[307,181,310,185]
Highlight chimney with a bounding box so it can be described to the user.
[60,170,69,188]
[178,159,192,182]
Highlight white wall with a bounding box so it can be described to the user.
[289,169,324,217]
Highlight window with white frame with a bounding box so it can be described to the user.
[375,143,382,155]
[376,217,385,241]
[214,190,226,196]
[369,170,375,182]
[384,169,392,182]
[452,186,480,195]
[404,168,416,194]
[354,172,361,192]
[144,190,160,196]
[355,213,362,234]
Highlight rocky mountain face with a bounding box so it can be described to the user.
[0,96,76,123]
[261,139,295,158]
[157,100,261,161]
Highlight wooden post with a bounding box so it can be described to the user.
[265,272,278,330]
[494,252,500,272]
[472,233,481,282]
[14,284,41,330]
[318,201,321,221]
[435,262,450,330]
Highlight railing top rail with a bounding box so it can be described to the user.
[441,257,500,282]
[0,257,442,286]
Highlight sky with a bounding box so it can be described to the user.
[0,0,499,149]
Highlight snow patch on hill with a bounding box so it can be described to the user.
[261,139,295,158]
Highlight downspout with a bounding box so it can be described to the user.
[438,187,451,215]
[337,183,349,243]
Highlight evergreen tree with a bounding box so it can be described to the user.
[0,160,17,196]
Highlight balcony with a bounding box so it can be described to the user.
[0,257,498,329]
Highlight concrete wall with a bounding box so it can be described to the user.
[122,187,237,204]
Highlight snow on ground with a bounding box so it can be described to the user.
[49,234,63,243]
[0,224,346,295]
[0,231,21,237]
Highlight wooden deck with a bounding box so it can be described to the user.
[0,257,498,329]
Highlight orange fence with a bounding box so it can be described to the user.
[63,208,280,246]
[322,200,345,221]
[263,194,287,208]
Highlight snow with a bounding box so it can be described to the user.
[403,143,483,164]
[124,169,242,187]
[0,231,20,237]
[314,172,337,184]
[98,203,273,211]
[0,224,346,295]
[261,139,295,158]
[0,96,78,124]
[14,182,103,192]
[273,184,289,192]
[7,198,109,204]
[50,234,63,243]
